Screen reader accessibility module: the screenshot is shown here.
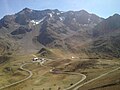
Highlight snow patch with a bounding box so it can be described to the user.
[30,17,46,25]
[83,24,88,26]
[30,9,33,12]
[48,13,53,17]
[59,17,65,21]
[88,18,91,23]
[57,13,60,15]
[30,20,36,25]
[61,11,64,13]
[88,15,92,23]
[52,11,55,14]
[73,18,76,21]
[59,17,63,21]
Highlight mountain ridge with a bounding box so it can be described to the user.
[0,8,120,58]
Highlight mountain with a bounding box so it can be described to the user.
[0,8,120,58]
[88,14,120,58]
[93,14,120,37]
[0,8,102,52]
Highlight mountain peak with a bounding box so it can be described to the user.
[107,13,120,20]
[79,10,89,14]
[53,9,60,13]
[23,8,32,11]
[113,13,120,17]
[18,8,33,14]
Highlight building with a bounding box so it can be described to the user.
[32,57,39,61]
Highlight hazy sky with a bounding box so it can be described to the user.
[0,0,120,19]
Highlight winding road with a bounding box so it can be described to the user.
[49,69,86,90]
[65,73,86,90]
[0,59,120,90]
[73,66,120,90]
[0,63,33,90]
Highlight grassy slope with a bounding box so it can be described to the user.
[78,67,120,90]
[0,45,120,90]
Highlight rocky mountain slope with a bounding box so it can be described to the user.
[88,14,120,58]
[0,8,120,58]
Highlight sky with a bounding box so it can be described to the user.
[0,0,120,19]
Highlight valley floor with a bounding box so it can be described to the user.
[0,54,120,90]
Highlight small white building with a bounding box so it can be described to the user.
[32,57,46,63]
[40,58,45,61]
[32,57,39,61]
[72,56,75,59]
